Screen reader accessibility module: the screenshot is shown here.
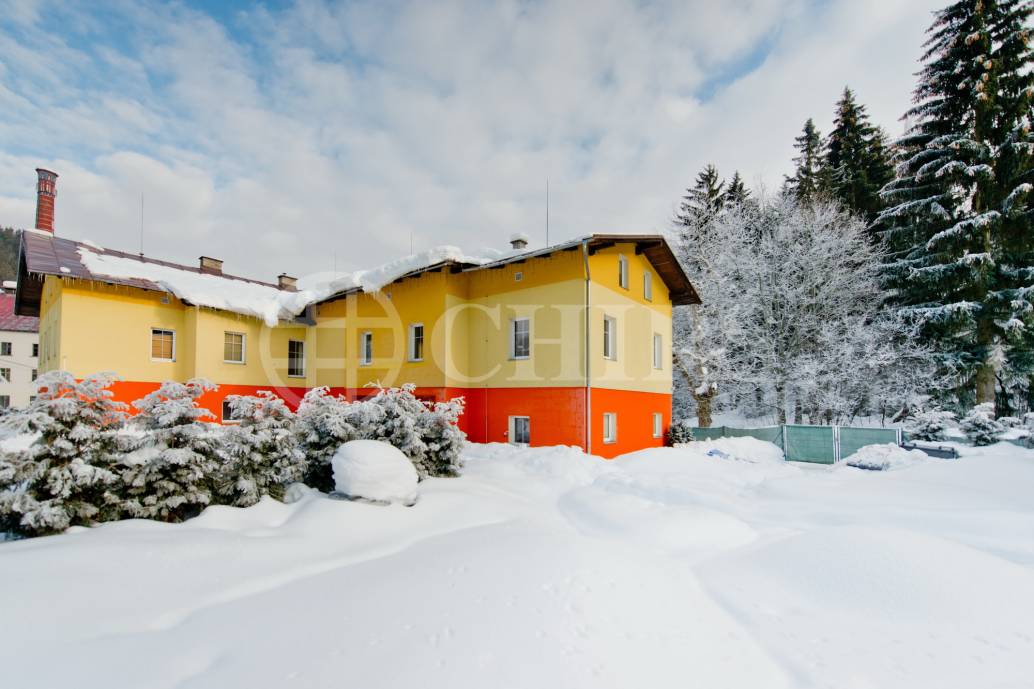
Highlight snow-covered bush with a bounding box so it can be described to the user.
[217,391,305,506]
[294,387,372,491]
[959,403,1005,446]
[121,379,221,521]
[363,386,467,479]
[666,419,696,445]
[332,439,418,505]
[904,408,957,442]
[412,396,466,477]
[0,372,130,536]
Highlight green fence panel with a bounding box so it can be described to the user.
[784,425,836,464]
[690,426,726,441]
[725,426,784,450]
[839,427,899,460]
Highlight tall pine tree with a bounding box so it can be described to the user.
[676,164,727,226]
[784,119,827,202]
[825,87,895,222]
[724,171,751,208]
[879,0,1034,410]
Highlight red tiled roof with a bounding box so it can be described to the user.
[0,292,39,332]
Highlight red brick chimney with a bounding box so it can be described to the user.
[34,168,58,233]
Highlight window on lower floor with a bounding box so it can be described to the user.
[288,340,305,378]
[31,343,38,358]
[224,332,245,363]
[509,415,530,445]
[0,368,9,382]
[31,369,37,382]
[0,396,10,409]
[603,412,617,444]
[653,412,663,438]
[0,342,11,356]
[221,399,241,423]
[151,329,175,361]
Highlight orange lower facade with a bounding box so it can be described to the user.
[106,382,670,459]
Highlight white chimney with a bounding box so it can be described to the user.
[509,232,530,251]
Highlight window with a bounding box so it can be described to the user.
[31,369,37,382]
[509,416,530,445]
[653,333,663,370]
[0,342,11,356]
[288,340,305,377]
[618,255,629,289]
[643,271,653,301]
[224,332,245,363]
[151,329,175,361]
[360,331,373,366]
[510,318,530,359]
[0,368,9,382]
[408,324,424,362]
[653,412,663,438]
[31,343,38,358]
[221,399,240,423]
[603,412,617,444]
[514,271,523,282]
[0,395,9,409]
[603,316,617,360]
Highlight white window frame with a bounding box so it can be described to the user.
[223,331,246,364]
[653,333,663,370]
[508,415,531,445]
[510,317,531,360]
[653,412,663,438]
[408,323,425,362]
[643,271,653,301]
[603,315,617,361]
[603,412,617,444]
[618,254,629,289]
[151,328,176,362]
[221,399,241,424]
[288,339,306,378]
[0,342,11,356]
[360,331,373,366]
[0,368,10,383]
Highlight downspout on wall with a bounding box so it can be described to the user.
[581,239,591,455]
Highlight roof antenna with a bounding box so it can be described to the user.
[545,178,550,247]
[139,192,144,257]
[410,230,414,255]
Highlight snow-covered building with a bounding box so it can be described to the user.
[14,169,699,457]
[0,281,40,410]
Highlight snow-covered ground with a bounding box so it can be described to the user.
[2,438,1033,689]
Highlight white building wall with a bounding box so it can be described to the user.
[0,330,40,408]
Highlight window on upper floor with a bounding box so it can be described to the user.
[151,329,175,361]
[31,343,38,358]
[0,368,9,382]
[618,255,629,289]
[603,315,617,360]
[644,271,653,301]
[288,340,305,378]
[0,342,11,356]
[409,324,424,362]
[510,318,530,359]
[224,332,245,364]
[31,369,37,382]
[361,331,373,366]
[653,333,663,370]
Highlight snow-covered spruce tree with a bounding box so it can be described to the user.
[824,87,895,224]
[414,397,466,477]
[879,0,1034,411]
[960,402,1005,445]
[0,372,129,537]
[665,419,696,446]
[784,118,828,203]
[904,408,958,441]
[675,164,727,227]
[724,171,751,208]
[121,379,221,521]
[364,385,431,473]
[294,387,370,492]
[217,391,306,506]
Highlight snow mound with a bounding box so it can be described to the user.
[689,436,785,464]
[331,439,419,505]
[846,443,926,471]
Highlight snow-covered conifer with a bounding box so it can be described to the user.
[904,408,957,442]
[666,419,696,445]
[121,379,221,521]
[414,397,466,477]
[959,402,1005,445]
[217,391,305,506]
[294,387,368,491]
[0,372,129,536]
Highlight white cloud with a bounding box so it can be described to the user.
[0,0,943,282]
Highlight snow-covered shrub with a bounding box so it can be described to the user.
[364,385,466,479]
[217,391,305,506]
[294,387,372,491]
[413,397,465,477]
[332,439,418,505]
[121,379,221,521]
[904,408,957,442]
[666,419,696,445]
[998,416,1021,428]
[959,403,1004,446]
[0,372,130,536]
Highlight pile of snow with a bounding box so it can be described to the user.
[691,436,785,464]
[845,443,926,471]
[331,439,419,505]
[78,245,502,327]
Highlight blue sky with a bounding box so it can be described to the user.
[0,0,943,281]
